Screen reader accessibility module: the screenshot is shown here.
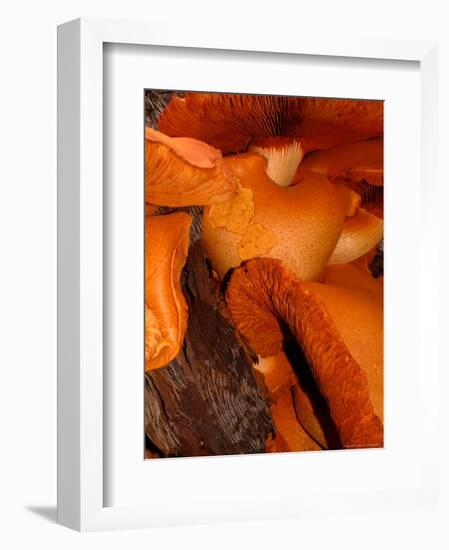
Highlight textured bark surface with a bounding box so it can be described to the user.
[145,91,175,129]
[145,241,273,457]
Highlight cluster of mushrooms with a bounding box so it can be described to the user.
[145,93,384,453]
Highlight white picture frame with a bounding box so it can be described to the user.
[57,17,440,531]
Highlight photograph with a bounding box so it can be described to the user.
[0,0,444,543]
[144,91,384,458]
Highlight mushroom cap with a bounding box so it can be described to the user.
[289,99,383,154]
[288,263,383,445]
[329,208,384,265]
[145,212,192,371]
[295,139,384,263]
[145,203,159,216]
[296,138,384,215]
[158,92,383,154]
[145,128,238,206]
[297,138,384,188]
[226,258,383,448]
[307,263,383,423]
[256,292,381,450]
[202,153,359,281]
[159,94,297,154]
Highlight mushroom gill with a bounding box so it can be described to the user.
[226,258,383,449]
[288,99,383,154]
[202,152,360,281]
[296,263,384,441]
[158,92,383,157]
[145,127,238,206]
[158,94,296,154]
[145,212,192,371]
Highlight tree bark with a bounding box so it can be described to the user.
[145,240,273,457]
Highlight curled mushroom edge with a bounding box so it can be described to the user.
[145,212,192,371]
[226,257,383,449]
[145,127,239,207]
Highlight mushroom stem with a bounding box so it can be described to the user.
[248,137,304,187]
[226,258,383,448]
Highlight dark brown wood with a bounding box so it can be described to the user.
[145,240,273,457]
[145,91,174,128]
[369,239,383,278]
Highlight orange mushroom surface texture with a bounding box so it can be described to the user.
[256,354,324,452]
[309,261,383,443]
[202,153,359,281]
[145,212,192,371]
[289,99,383,154]
[158,93,383,155]
[296,138,384,216]
[297,138,383,187]
[144,90,385,458]
[145,127,238,206]
[302,263,383,427]
[226,258,383,449]
[266,388,323,453]
[296,139,384,264]
[329,208,383,265]
[158,94,299,153]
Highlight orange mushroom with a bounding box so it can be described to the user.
[144,90,385,458]
[288,98,383,155]
[145,203,159,217]
[296,263,383,444]
[256,353,323,452]
[202,152,360,281]
[158,93,383,178]
[266,389,323,453]
[145,127,238,206]
[296,138,383,213]
[226,258,383,449]
[158,94,297,154]
[328,208,383,265]
[145,212,192,371]
[295,139,384,264]
[248,136,304,187]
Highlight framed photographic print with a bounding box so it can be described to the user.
[143,91,384,458]
[57,18,440,531]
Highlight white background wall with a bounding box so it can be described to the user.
[1,1,448,548]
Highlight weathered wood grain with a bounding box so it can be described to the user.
[145,241,273,457]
